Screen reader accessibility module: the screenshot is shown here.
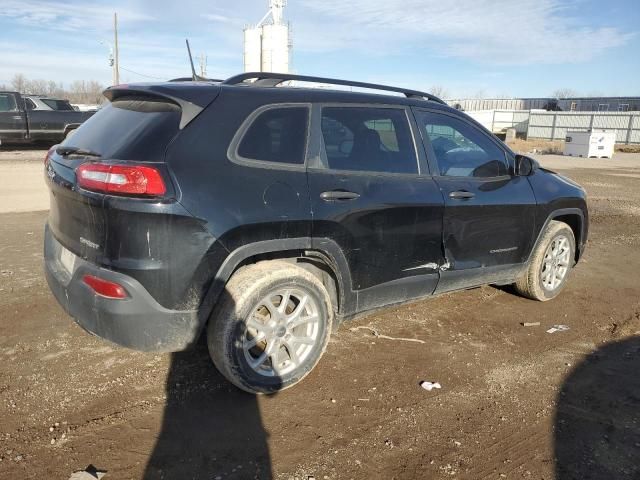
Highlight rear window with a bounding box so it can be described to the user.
[42,99,74,111]
[236,106,309,165]
[60,96,181,162]
[0,93,18,112]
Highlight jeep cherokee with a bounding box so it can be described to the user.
[44,72,588,394]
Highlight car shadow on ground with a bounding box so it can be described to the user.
[555,336,640,480]
[143,339,274,480]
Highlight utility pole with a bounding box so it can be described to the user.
[113,12,120,85]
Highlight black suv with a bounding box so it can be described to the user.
[44,73,588,393]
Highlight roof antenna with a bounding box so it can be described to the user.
[185,39,197,81]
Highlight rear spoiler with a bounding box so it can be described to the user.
[103,83,220,129]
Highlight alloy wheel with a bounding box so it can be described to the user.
[242,288,320,377]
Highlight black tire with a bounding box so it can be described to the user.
[64,128,76,140]
[207,260,333,394]
[515,220,576,301]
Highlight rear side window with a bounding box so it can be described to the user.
[42,99,74,111]
[237,106,309,165]
[320,107,417,174]
[60,95,181,162]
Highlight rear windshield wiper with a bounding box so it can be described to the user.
[56,146,102,157]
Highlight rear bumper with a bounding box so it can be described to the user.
[44,223,201,352]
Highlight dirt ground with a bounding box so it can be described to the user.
[0,150,639,480]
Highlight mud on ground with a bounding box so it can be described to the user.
[0,152,639,479]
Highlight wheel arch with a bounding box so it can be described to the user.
[532,208,586,263]
[199,238,355,330]
[63,123,81,138]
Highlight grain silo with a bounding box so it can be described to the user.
[243,0,291,73]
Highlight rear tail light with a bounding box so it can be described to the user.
[76,162,166,196]
[83,275,128,299]
[44,145,57,166]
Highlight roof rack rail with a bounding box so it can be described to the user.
[221,72,447,105]
[169,76,223,83]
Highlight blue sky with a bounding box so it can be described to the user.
[0,0,638,98]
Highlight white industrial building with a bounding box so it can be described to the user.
[244,0,291,73]
[447,97,640,112]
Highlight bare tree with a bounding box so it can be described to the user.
[67,80,105,104]
[430,85,449,99]
[47,81,65,97]
[11,73,27,93]
[473,89,486,99]
[552,88,577,99]
[6,73,104,104]
[25,79,48,95]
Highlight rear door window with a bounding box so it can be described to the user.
[236,106,309,165]
[60,96,181,162]
[320,106,418,174]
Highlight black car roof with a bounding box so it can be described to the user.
[102,74,459,129]
[105,72,455,111]
[217,83,454,112]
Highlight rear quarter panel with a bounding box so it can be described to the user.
[164,88,313,308]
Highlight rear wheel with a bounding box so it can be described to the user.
[515,220,575,301]
[208,261,332,394]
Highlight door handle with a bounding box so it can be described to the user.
[320,190,360,201]
[448,190,475,200]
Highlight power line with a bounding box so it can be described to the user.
[118,66,166,80]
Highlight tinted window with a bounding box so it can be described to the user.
[59,96,181,162]
[237,107,308,165]
[42,99,74,111]
[0,93,17,112]
[321,107,417,174]
[25,98,36,110]
[417,111,508,177]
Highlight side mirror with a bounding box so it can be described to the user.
[515,155,537,176]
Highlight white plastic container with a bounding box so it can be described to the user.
[564,130,615,158]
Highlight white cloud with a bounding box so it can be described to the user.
[0,0,153,33]
[296,0,633,64]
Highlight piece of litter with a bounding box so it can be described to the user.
[350,326,426,344]
[521,322,540,327]
[546,324,570,334]
[420,381,442,391]
[68,465,107,479]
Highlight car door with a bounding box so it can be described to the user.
[307,104,445,313]
[0,93,27,143]
[413,108,537,293]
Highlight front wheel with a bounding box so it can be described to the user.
[208,261,333,394]
[514,220,576,301]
